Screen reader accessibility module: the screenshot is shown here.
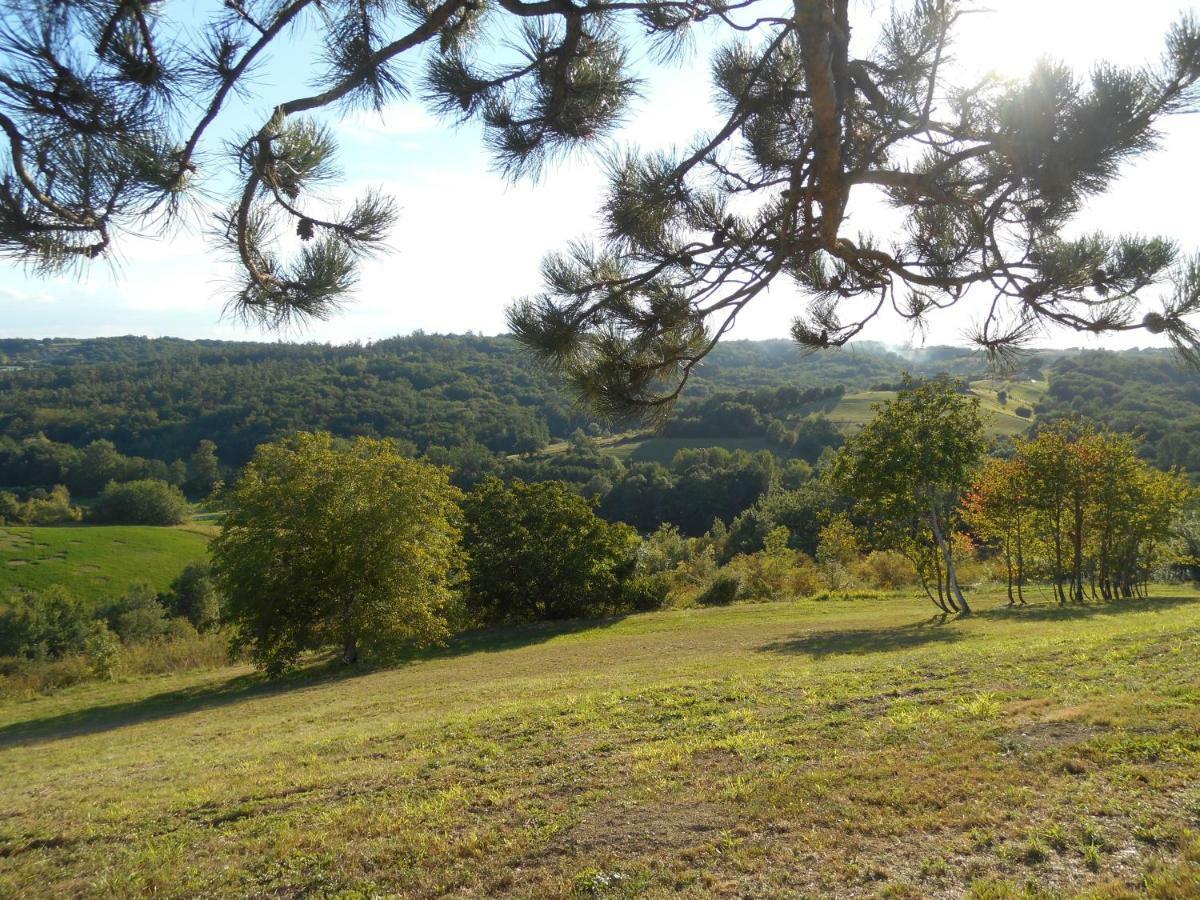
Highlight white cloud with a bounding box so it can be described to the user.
[337,102,439,143]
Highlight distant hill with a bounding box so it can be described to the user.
[0,334,1193,476]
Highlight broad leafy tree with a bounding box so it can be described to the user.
[212,432,463,674]
[462,476,640,622]
[831,377,985,613]
[1,2,1199,399]
[963,456,1030,607]
[977,423,1195,603]
[91,477,190,525]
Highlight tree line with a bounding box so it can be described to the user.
[4,384,1194,684]
[968,425,1191,605]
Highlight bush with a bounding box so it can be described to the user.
[851,550,918,589]
[84,622,120,680]
[697,574,742,606]
[1,628,233,700]
[165,562,221,630]
[0,485,81,525]
[621,573,670,612]
[785,557,824,597]
[101,583,171,643]
[0,586,92,660]
[0,654,91,699]
[1015,405,1033,419]
[92,478,189,525]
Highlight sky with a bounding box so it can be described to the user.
[1,0,1198,349]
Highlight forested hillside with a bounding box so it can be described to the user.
[1,336,1196,539]
[1036,351,1200,471]
[0,334,1029,464]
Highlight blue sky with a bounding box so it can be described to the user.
[1,0,1197,349]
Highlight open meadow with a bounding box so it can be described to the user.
[2,587,1198,898]
[0,525,210,603]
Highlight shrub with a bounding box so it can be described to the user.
[92,478,189,525]
[1015,405,1033,419]
[0,586,92,660]
[102,583,171,643]
[621,574,670,612]
[785,557,824,597]
[165,562,221,630]
[84,622,120,680]
[697,574,742,606]
[0,485,81,525]
[851,550,918,589]
[0,654,91,699]
[816,515,861,591]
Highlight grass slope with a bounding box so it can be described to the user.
[2,589,1199,897]
[0,525,210,602]
[541,379,1049,464]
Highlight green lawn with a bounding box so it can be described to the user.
[2,587,1199,897]
[0,525,210,602]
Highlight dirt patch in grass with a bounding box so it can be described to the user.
[1003,719,1102,750]
[5,559,27,567]
[553,799,728,857]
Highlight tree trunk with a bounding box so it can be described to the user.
[1071,496,1085,603]
[342,633,359,666]
[1051,512,1066,605]
[1015,518,1027,605]
[929,501,970,615]
[1003,534,1015,606]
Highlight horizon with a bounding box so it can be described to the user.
[3,330,1183,358]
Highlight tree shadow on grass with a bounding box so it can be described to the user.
[976,593,1200,623]
[0,659,364,749]
[759,593,1200,658]
[759,619,965,658]
[398,613,632,663]
[0,615,632,749]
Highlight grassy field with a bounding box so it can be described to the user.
[808,381,1047,438]
[538,378,1048,465]
[0,525,210,602]
[2,587,1199,897]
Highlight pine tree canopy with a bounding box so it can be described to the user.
[1,1,1199,416]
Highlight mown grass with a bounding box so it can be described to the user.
[0,525,209,602]
[2,587,1199,897]
[806,384,1040,438]
[538,379,1044,465]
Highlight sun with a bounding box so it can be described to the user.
[950,0,1182,82]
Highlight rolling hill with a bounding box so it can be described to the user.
[0,525,210,603]
[1,587,1197,896]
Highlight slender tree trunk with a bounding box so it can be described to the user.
[929,502,970,615]
[1015,518,1027,605]
[342,633,359,666]
[1004,533,1015,606]
[912,551,949,613]
[1071,496,1085,603]
[1052,510,1067,605]
[932,545,948,609]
